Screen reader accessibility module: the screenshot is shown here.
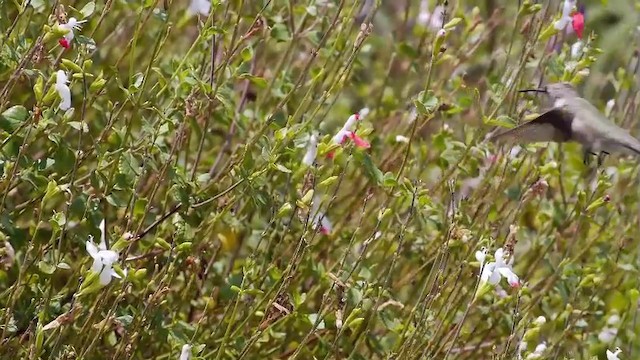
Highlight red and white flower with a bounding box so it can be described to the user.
[328,108,371,158]
[59,17,86,49]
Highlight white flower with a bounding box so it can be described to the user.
[55,70,71,110]
[395,135,409,143]
[179,344,192,360]
[86,220,123,286]
[510,145,522,158]
[605,99,616,117]
[571,40,583,58]
[302,133,318,166]
[554,0,576,31]
[407,106,418,123]
[526,342,547,359]
[310,196,332,235]
[60,17,87,43]
[608,314,621,325]
[417,2,445,30]
[475,247,487,264]
[533,316,547,326]
[599,327,618,343]
[606,347,622,360]
[188,0,210,16]
[518,341,528,360]
[480,248,520,288]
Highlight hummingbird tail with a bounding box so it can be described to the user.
[622,143,640,156]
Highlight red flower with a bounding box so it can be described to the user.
[572,10,585,39]
[345,131,370,149]
[58,38,70,49]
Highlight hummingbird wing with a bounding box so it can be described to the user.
[488,108,573,144]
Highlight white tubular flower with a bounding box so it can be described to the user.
[59,17,87,48]
[598,327,618,344]
[605,99,615,117]
[606,347,622,360]
[188,0,210,16]
[332,113,359,144]
[85,220,123,286]
[179,344,192,360]
[525,342,547,359]
[417,1,445,31]
[571,40,583,58]
[480,248,520,288]
[55,70,71,110]
[554,0,576,31]
[302,133,318,166]
[310,196,332,235]
[533,316,547,326]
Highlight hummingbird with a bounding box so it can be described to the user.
[488,82,640,166]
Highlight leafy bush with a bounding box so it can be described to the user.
[0,0,639,359]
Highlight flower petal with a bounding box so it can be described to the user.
[99,268,112,286]
[86,239,98,258]
[55,84,71,110]
[110,269,122,279]
[91,258,103,273]
[347,132,370,149]
[488,268,501,285]
[99,219,107,251]
[333,130,348,144]
[571,12,584,39]
[554,17,570,30]
[302,134,318,166]
[99,250,119,265]
[320,217,333,234]
[480,262,495,283]
[497,267,520,287]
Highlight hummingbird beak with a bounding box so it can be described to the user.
[518,88,548,94]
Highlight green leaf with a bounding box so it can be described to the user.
[354,152,383,185]
[483,115,516,128]
[443,17,462,31]
[80,1,96,17]
[0,106,28,132]
[274,163,291,173]
[106,190,130,207]
[38,261,56,275]
[238,74,267,88]
[42,180,61,205]
[414,91,439,115]
[398,42,418,59]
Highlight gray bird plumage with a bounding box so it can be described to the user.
[489,82,640,166]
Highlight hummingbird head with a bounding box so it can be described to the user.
[518,82,579,107]
[544,82,579,100]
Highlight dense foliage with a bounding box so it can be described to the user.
[1,0,639,359]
